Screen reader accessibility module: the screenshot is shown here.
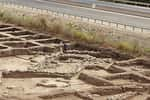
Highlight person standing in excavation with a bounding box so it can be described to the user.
[60,41,67,53]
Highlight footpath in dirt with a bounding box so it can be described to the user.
[0,23,149,100]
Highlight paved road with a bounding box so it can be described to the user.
[48,0,150,18]
[0,0,150,30]
[72,0,150,14]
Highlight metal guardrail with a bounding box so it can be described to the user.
[0,2,150,33]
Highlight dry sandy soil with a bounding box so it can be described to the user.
[0,23,149,100]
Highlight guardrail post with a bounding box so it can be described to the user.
[87,18,89,22]
[116,24,118,28]
[141,28,143,32]
[81,16,83,21]
[132,27,135,31]
[101,20,103,25]
[94,19,96,23]
[75,16,77,19]
[108,22,111,26]
[124,25,126,29]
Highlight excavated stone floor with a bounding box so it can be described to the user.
[0,23,149,100]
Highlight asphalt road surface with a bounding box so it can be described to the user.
[71,0,150,13]
[0,0,150,30]
[71,0,150,17]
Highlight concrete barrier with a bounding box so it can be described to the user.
[89,19,95,23]
[110,23,117,28]
[103,21,109,26]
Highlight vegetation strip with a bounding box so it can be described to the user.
[0,3,149,55]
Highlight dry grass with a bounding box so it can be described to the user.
[0,5,149,55]
[114,41,143,54]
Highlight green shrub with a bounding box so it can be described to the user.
[115,41,142,55]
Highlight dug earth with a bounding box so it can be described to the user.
[0,23,149,100]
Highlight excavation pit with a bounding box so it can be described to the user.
[3,42,38,48]
[7,31,36,36]
[0,24,149,100]
[0,34,9,38]
[37,38,67,44]
[0,45,8,49]
[0,38,22,42]
[0,27,21,32]
[23,34,51,40]
[105,73,150,85]
[0,24,11,28]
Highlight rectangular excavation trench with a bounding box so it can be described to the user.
[0,27,21,32]
[0,38,22,42]
[0,34,9,38]
[3,42,38,48]
[0,24,11,28]
[37,38,68,44]
[7,31,36,36]
[104,73,150,85]
[0,45,8,49]
[2,71,73,79]
[22,34,52,40]
[0,27,61,57]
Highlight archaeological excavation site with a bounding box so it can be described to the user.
[0,23,150,100]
